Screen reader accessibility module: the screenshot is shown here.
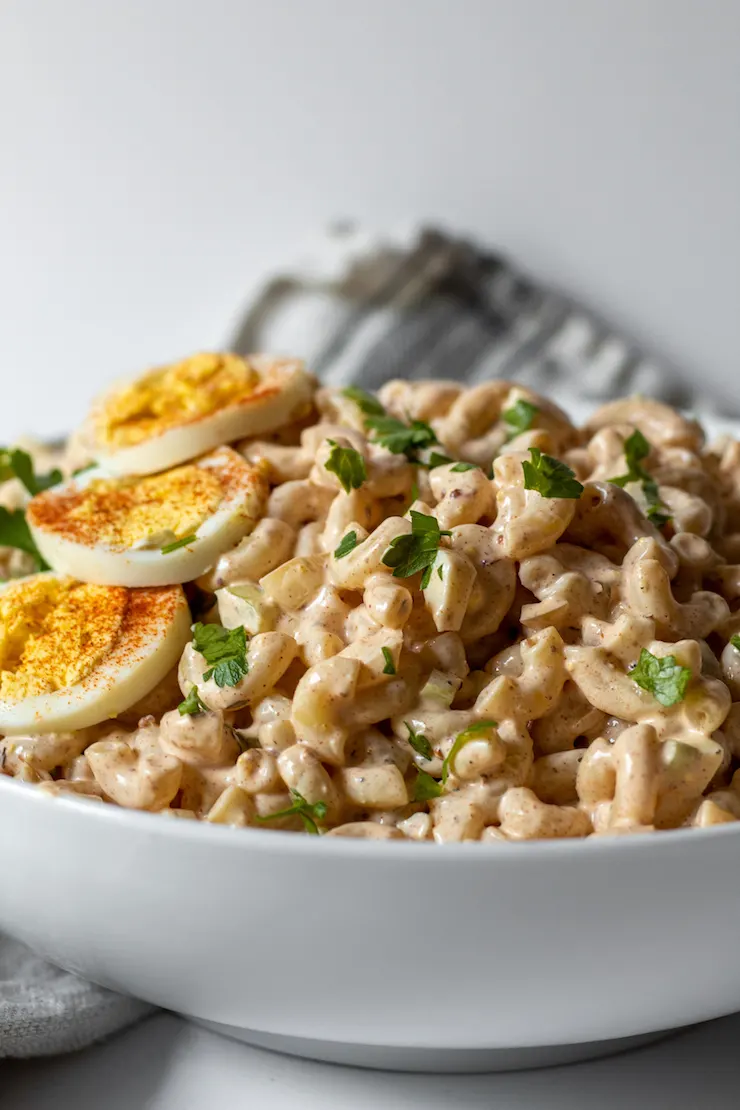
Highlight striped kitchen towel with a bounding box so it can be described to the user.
[231,224,698,412]
[0,223,700,1058]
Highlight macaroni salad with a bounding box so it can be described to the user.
[3,354,740,842]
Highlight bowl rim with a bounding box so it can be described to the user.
[3,773,740,862]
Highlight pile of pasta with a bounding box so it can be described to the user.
[5,361,740,842]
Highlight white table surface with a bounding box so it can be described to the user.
[3,1010,739,1109]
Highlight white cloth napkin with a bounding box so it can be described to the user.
[0,936,151,1058]
[0,224,707,1058]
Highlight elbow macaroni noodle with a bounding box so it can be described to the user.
[6,372,740,842]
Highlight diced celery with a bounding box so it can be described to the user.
[420,669,461,708]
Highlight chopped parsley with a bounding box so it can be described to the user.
[731,635,740,652]
[0,448,62,571]
[643,488,671,529]
[178,686,207,715]
[365,413,439,461]
[522,448,584,500]
[161,533,197,554]
[441,720,497,784]
[256,790,328,835]
[341,386,386,418]
[342,386,441,464]
[428,451,454,468]
[610,429,651,486]
[324,440,367,493]
[381,510,451,588]
[609,430,671,528]
[382,647,396,675]
[630,648,691,707]
[404,722,433,761]
[450,461,478,473]
[191,622,249,687]
[334,530,359,559]
[502,400,538,439]
[0,447,62,497]
[413,769,443,801]
[0,507,49,570]
[72,462,96,477]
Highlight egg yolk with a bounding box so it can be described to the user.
[0,578,127,699]
[95,353,260,448]
[29,463,225,549]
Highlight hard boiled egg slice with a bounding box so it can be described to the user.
[81,352,315,476]
[0,574,190,735]
[27,447,269,588]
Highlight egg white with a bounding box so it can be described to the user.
[27,448,267,588]
[85,357,314,476]
[0,575,191,735]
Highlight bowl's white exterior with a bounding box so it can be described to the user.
[2,776,740,1068]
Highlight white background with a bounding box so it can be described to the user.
[1,0,739,441]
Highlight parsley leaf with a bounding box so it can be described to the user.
[441,720,498,784]
[256,789,328,834]
[0,507,49,570]
[382,647,396,675]
[0,447,62,497]
[341,386,386,418]
[450,461,478,473]
[0,449,61,573]
[178,686,207,715]
[413,769,443,801]
[343,387,440,465]
[381,510,451,588]
[428,451,454,468]
[631,648,691,707]
[161,533,197,554]
[522,448,584,500]
[191,622,249,688]
[609,430,671,528]
[324,440,366,493]
[642,476,672,529]
[645,505,671,529]
[405,721,432,760]
[0,455,15,484]
[731,635,740,651]
[366,414,439,461]
[502,400,538,439]
[334,530,359,559]
[72,462,96,478]
[610,428,650,484]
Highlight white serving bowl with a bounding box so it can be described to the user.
[2,775,740,1071]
